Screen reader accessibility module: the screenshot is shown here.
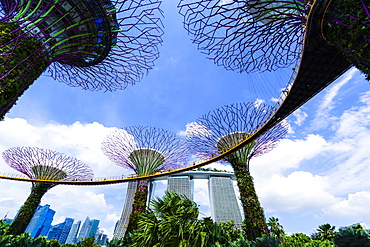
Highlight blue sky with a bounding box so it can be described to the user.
[1,0,370,239]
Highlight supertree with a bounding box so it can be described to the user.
[186,102,288,241]
[2,146,94,235]
[177,0,307,74]
[324,0,370,79]
[101,126,190,236]
[0,0,163,119]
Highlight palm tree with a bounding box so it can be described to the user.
[133,191,200,247]
[133,191,241,247]
[267,217,285,240]
[315,224,336,241]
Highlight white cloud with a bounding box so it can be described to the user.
[182,122,212,138]
[252,134,327,176]
[324,191,370,220]
[217,0,233,6]
[0,197,13,203]
[0,118,119,177]
[258,171,338,212]
[105,213,120,223]
[311,68,358,131]
[193,179,209,207]
[254,98,265,108]
[335,91,370,138]
[292,109,308,126]
[203,162,233,172]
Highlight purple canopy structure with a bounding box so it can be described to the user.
[178,0,307,74]
[101,126,190,236]
[0,0,163,118]
[186,102,288,240]
[2,146,93,235]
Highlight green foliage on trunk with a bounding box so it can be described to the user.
[216,132,269,240]
[7,183,53,236]
[235,167,269,240]
[325,0,370,79]
[217,132,269,240]
[0,22,50,119]
[125,180,149,235]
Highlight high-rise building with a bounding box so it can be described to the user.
[113,220,119,237]
[209,176,243,227]
[77,216,91,242]
[65,220,81,244]
[153,170,242,227]
[59,218,74,244]
[47,222,64,241]
[95,229,108,245]
[114,170,242,239]
[25,204,55,238]
[99,234,108,245]
[167,175,193,200]
[88,219,100,239]
[113,181,137,239]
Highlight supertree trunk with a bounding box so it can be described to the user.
[0,23,50,119]
[225,142,269,240]
[186,103,288,240]
[324,0,370,79]
[8,182,53,236]
[232,161,269,240]
[125,179,149,235]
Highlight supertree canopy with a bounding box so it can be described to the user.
[186,102,288,240]
[0,0,163,118]
[101,126,190,236]
[2,146,94,235]
[324,0,370,79]
[177,0,307,73]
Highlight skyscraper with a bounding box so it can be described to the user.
[47,222,64,241]
[167,175,193,200]
[65,220,81,244]
[59,218,74,244]
[88,219,100,239]
[113,181,137,239]
[153,170,243,227]
[114,170,242,239]
[77,216,91,242]
[95,229,108,245]
[209,176,243,228]
[25,204,55,238]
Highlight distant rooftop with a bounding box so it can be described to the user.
[150,168,235,181]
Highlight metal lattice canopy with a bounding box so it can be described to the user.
[186,102,289,169]
[178,0,307,73]
[101,126,191,176]
[2,146,94,181]
[0,0,164,90]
